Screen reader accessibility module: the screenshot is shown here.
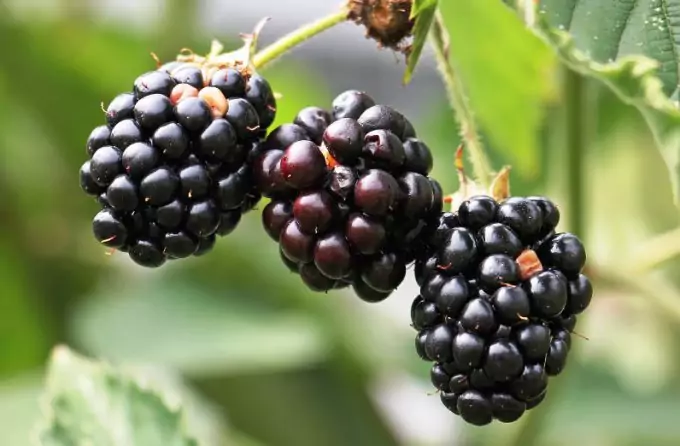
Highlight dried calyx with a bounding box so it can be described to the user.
[348,0,415,53]
[157,18,270,85]
[444,144,512,213]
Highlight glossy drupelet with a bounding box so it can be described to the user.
[81,63,277,267]
[254,90,442,300]
[412,195,592,426]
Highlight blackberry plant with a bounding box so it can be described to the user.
[255,90,443,300]
[63,0,615,440]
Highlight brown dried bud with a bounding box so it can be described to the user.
[348,0,414,52]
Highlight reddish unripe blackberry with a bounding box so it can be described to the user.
[411,194,592,425]
[280,141,327,189]
[254,90,441,301]
[79,59,278,266]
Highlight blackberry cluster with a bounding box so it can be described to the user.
[255,90,443,301]
[79,62,276,267]
[412,195,592,425]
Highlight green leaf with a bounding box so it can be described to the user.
[70,278,329,377]
[539,0,680,97]
[403,0,438,84]
[535,19,680,203]
[411,0,438,17]
[37,346,199,446]
[438,0,558,177]
[0,373,43,446]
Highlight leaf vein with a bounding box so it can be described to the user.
[614,0,641,60]
[660,0,680,91]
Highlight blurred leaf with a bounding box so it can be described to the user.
[475,361,680,446]
[0,372,43,446]
[536,4,680,204]
[539,366,680,444]
[0,236,50,377]
[70,277,330,377]
[403,0,438,84]
[195,365,399,446]
[37,346,199,446]
[539,0,680,97]
[118,365,264,446]
[438,0,558,177]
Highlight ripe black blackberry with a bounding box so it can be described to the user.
[412,195,592,426]
[80,53,276,267]
[254,90,442,301]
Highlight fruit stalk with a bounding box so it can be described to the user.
[429,11,493,189]
[252,8,351,69]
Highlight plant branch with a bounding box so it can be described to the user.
[591,262,680,322]
[628,225,680,273]
[252,8,350,69]
[430,11,493,189]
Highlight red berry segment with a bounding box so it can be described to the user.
[314,232,352,279]
[354,169,399,216]
[293,191,336,234]
[323,118,364,165]
[412,194,591,426]
[79,63,278,266]
[346,213,386,255]
[280,219,315,263]
[363,130,406,169]
[280,140,327,189]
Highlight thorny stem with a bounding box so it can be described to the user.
[252,8,351,69]
[429,11,493,189]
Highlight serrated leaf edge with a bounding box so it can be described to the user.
[534,23,680,204]
[538,27,680,115]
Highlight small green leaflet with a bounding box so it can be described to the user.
[36,346,200,446]
[403,0,438,84]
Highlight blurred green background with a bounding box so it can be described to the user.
[2,1,680,445]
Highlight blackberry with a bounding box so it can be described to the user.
[411,195,592,425]
[255,90,442,300]
[79,57,278,267]
[294,107,332,144]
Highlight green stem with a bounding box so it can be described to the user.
[592,262,680,322]
[252,8,350,69]
[628,226,680,273]
[430,12,493,189]
[564,68,587,236]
